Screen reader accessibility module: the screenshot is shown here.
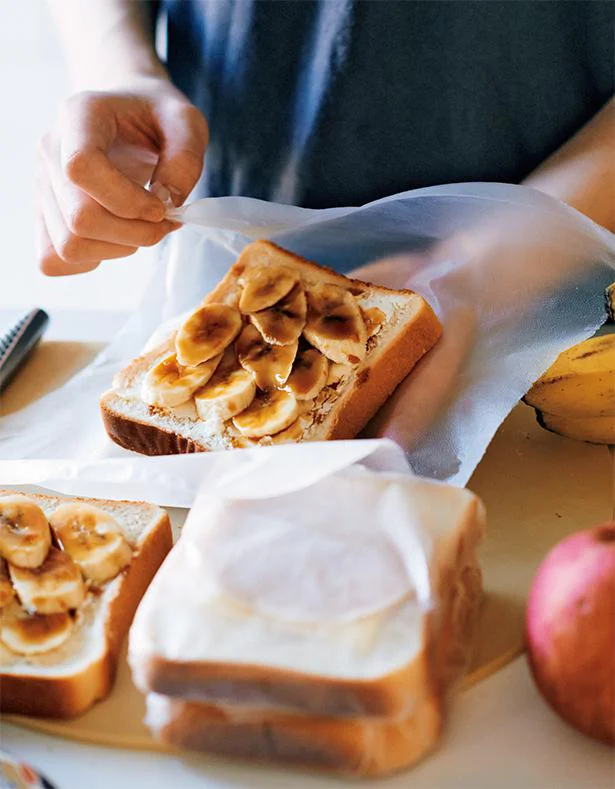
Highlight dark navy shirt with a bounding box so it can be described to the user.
[157,0,614,208]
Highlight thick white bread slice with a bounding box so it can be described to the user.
[100,241,442,454]
[144,536,481,779]
[145,692,443,778]
[0,490,172,718]
[129,475,485,719]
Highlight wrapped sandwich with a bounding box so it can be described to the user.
[129,465,485,776]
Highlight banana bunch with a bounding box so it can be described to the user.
[523,334,615,444]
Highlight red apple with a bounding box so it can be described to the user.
[526,522,615,744]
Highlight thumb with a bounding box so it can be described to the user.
[151,100,209,206]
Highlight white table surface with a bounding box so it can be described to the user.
[0,308,613,789]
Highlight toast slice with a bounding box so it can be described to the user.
[145,692,443,778]
[0,490,172,718]
[129,475,485,720]
[100,241,441,455]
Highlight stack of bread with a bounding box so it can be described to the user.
[129,471,486,777]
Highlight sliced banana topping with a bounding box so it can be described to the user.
[233,390,299,438]
[142,352,222,408]
[194,359,256,422]
[361,306,386,338]
[269,416,307,444]
[0,559,14,609]
[239,266,299,314]
[236,324,298,390]
[0,610,73,655]
[9,547,86,615]
[284,347,329,400]
[250,284,307,346]
[50,503,132,586]
[304,282,367,364]
[176,304,243,367]
[0,495,51,569]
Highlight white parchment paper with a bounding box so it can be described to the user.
[0,182,613,503]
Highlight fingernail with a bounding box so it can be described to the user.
[143,201,166,222]
[167,186,184,207]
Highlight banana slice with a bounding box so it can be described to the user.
[9,547,86,615]
[194,362,256,422]
[142,352,222,408]
[233,390,299,438]
[284,348,329,400]
[176,304,243,367]
[269,416,308,444]
[1,610,73,655]
[239,266,299,314]
[304,283,367,364]
[236,324,298,389]
[250,285,307,346]
[0,559,14,609]
[361,306,386,338]
[0,495,51,569]
[50,503,132,585]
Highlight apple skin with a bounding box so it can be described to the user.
[526,522,615,745]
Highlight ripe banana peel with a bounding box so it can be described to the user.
[606,283,615,323]
[536,412,615,444]
[524,334,615,444]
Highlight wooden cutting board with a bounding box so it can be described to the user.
[3,341,611,749]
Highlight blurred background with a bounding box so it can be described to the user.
[0,1,152,313]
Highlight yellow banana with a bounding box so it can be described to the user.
[524,335,615,419]
[536,411,615,445]
[606,283,615,323]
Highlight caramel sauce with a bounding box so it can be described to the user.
[7,611,71,646]
[306,285,363,342]
[236,325,296,390]
[285,349,327,398]
[21,548,80,582]
[239,266,298,313]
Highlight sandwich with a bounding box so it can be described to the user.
[0,490,172,718]
[129,472,485,776]
[101,241,441,455]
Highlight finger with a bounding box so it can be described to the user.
[41,133,179,247]
[150,101,208,205]
[59,93,166,221]
[37,201,100,277]
[362,307,475,449]
[39,168,138,267]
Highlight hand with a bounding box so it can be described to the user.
[352,254,476,452]
[352,189,608,453]
[37,78,209,276]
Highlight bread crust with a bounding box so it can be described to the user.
[100,241,442,455]
[150,693,442,777]
[0,492,173,718]
[145,514,482,777]
[138,498,483,720]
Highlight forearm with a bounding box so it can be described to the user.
[524,98,615,232]
[46,0,168,90]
